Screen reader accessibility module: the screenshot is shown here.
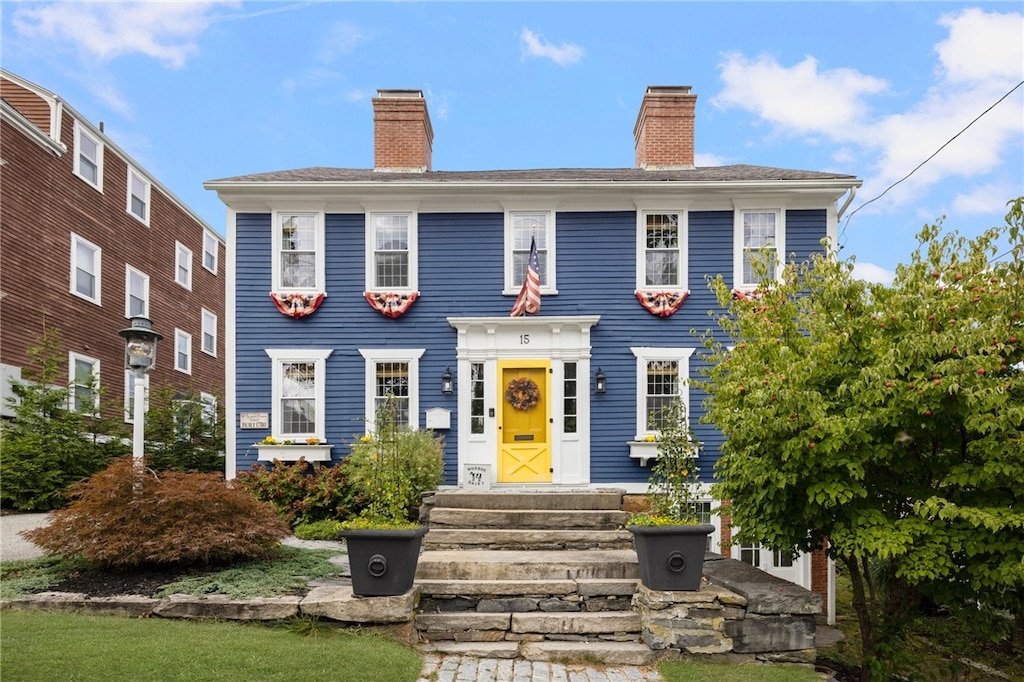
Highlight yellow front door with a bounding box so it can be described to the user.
[498,361,551,483]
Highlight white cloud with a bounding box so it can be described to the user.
[712,9,1024,213]
[317,22,366,63]
[936,8,1024,84]
[12,1,237,68]
[519,28,583,66]
[951,182,1019,215]
[851,262,895,286]
[712,53,888,134]
[694,152,726,167]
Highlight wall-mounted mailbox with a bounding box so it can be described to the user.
[425,407,451,430]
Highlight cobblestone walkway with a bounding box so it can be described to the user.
[416,655,664,682]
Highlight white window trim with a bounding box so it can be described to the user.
[126,165,151,225]
[73,119,103,191]
[70,232,101,304]
[733,207,785,291]
[629,346,695,440]
[636,208,689,293]
[265,348,333,440]
[69,352,100,413]
[358,348,426,431]
[124,265,149,319]
[272,210,325,293]
[201,308,217,357]
[364,211,418,293]
[503,208,557,295]
[124,370,149,424]
[175,241,193,290]
[202,231,219,274]
[174,329,192,375]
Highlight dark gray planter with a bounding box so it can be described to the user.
[628,524,715,591]
[339,526,428,597]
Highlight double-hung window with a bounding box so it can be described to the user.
[201,309,217,356]
[366,212,417,292]
[274,212,324,292]
[70,233,101,304]
[266,349,332,440]
[175,242,192,290]
[174,329,192,374]
[69,352,99,413]
[127,167,150,224]
[125,266,149,318]
[505,210,555,293]
[359,349,425,430]
[630,347,695,439]
[73,120,103,190]
[735,209,784,289]
[637,210,687,291]
[202,231,219,274]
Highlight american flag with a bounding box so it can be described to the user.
[510,236,541,317]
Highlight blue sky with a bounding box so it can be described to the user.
[4,1,1022,283]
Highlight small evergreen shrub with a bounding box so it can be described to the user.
[235,458,357,526]
[143,389,225,474]
[23,457,290,568]
[0,329,129,511]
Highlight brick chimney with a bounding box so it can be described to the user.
[373,89,433,172]
[633,86,697,170]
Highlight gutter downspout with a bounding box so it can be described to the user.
[837,186,857,221]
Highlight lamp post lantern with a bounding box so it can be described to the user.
[118,316,162,471]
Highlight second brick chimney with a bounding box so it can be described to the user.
[373,89,433,172]
[633,86,697,170]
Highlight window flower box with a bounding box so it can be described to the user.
[255,442,333,462]
[628,440,660,466]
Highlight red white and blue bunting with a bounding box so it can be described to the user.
[365,291,419,318]
[635,290,689,317]
[270,292,325,318]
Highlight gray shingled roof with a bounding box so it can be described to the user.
[208,164,857,184]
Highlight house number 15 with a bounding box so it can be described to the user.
[519,334,530,345]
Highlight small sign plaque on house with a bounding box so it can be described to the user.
[463,464,491,490]
[239,412,269,429]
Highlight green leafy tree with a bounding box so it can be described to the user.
[702,198,1024,678]
[0,328,129,510]
[143,388,225,473]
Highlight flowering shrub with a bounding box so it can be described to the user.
[628,398,704,526]
[342,399,444,528]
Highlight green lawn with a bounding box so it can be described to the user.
[0,611,423,682]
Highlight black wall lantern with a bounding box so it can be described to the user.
[595,367,607,394]
[441,366,454,394]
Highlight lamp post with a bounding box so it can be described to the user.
[118,316,162,472]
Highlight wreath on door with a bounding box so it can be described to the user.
[505,377,540,411]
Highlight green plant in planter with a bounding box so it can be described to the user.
[628,398,705,526]
[340,397,444,530]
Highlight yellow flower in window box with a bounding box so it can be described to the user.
[261,435,277,445]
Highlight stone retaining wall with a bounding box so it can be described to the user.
[633,553,821,664]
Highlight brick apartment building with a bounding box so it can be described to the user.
[0,69,224,426]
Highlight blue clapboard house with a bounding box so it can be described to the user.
[206,86,861,600]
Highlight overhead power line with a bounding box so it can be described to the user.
[839,79,1024,247]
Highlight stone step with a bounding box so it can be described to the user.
[520,641,670,666]
[428,508,630,530]
[423,528,634,551]
[415,549,639,582]
[415,611,642,641]
[415,578,638,598]
[419,640,670,666]
[432,489,625,511]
